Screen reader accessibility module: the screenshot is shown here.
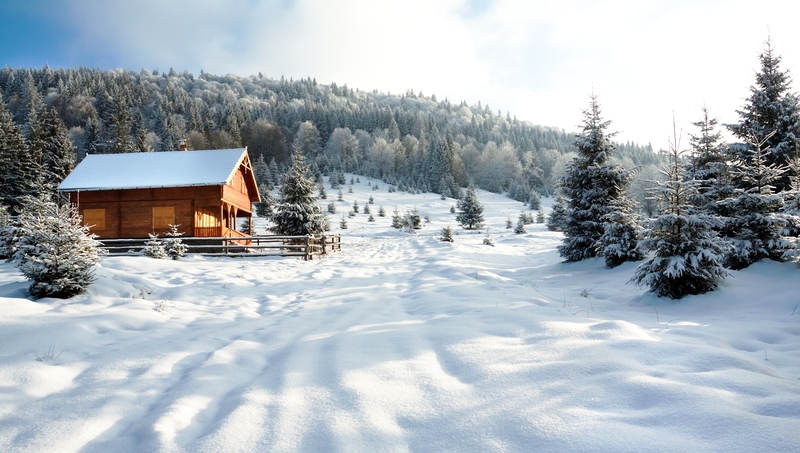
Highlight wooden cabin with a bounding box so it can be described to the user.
[58,148,261,239]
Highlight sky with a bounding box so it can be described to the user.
[2,0,799,151]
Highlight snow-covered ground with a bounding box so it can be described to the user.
[1,177,799,453]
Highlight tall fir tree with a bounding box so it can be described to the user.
[270,147,327,236]
[0,93,35,209]
[558,94,633,261]
[727,37,800,192]
[719,131,793,269]
[631,125,730,299]
[685,106,733,215]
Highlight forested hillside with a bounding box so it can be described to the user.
[0,66,658,204]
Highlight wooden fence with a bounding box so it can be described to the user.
[98,234,342,260]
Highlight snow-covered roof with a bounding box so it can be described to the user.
[58,148,249,192]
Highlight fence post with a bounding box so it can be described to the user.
[305,235,312,261]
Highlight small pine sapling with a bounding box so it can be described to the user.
[368,214,375,222]
[506,217,513,229]
[353,200,359,213]
[363,204,371,215]
[391,207,403,228]
[319,185,328,200]
[327,202,336,214]
[483,229,495,246]
[514,214,527,234]
[340,215,348,229]
[338,189,344,201]
[424,214,431,223]
[143,234,166,259]
[164,224,187,260]
[378,206,386,217]
[348,185,353,193]
[536,210,546,223]
[368,196,374,204]
[440,226,454,242]
[450,205,456,214]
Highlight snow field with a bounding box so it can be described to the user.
[0,176,798,452]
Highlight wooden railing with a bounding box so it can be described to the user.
[98,234,342,260]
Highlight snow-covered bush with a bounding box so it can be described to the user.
[164,224,187,260]
[13,194,101,299]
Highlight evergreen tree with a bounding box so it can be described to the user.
[727,37,800,192]
[719,131,792,269]
[378,206,386,217]
[255,186,276,218]
[12,194,101,298]
[456,186,484,229]
[39,108,75,190]
[547,195,568,231]
[558,94,633,261]
[0,93,34,209]
[514,213,527,234]
[164,224,187,260]
[270,148,327,235]
[685,107,732,214]
[528,192,541,210]
[142,234,166,259]
[631,126,730,299]
[440,226,454,242]
[327,202,336,214]
[597,196,644,268]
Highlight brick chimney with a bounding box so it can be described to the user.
[178,139,188,151]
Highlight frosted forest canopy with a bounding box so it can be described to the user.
[0,66,662,206]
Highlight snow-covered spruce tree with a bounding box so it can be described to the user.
[255,185,275,218]
[558,95,633,261]
[718,131,792,269]
[514,214,527,234]
[631,126,730,299]
[727,37,800,192]
[270,148,327,236]
[13,194,101,299]
[598,195,644,268]
[391,207,403,228]
[403,208,422,232]
[547,195,568,231]
[456,186,484,229]
[685,107,733,214]
[164,224,187,260]
[528,192,541,210]
[142,234,166,259]
[440,226,454,242]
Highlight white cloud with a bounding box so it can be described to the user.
[54,0,800,150]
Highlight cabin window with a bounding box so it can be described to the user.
[83,208,106,231]
[152,206,175,229]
